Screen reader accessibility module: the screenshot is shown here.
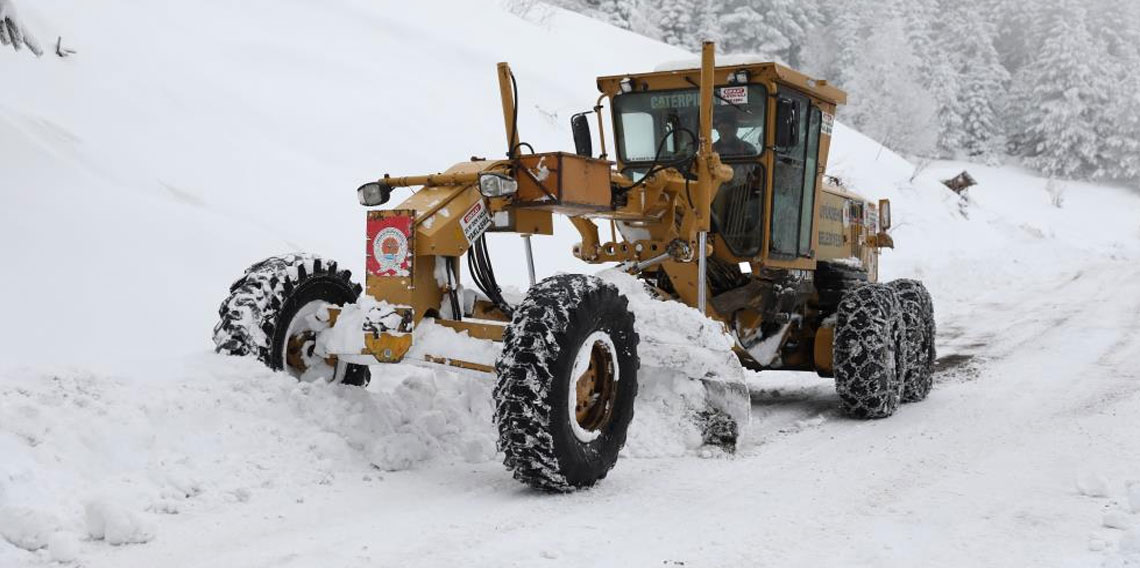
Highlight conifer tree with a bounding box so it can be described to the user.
[658,0,697,48]
[717,3,765,54]
[1008,0,1113,179]
[691,0,722,51]
[939,1,1009,160]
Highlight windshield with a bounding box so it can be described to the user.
[613,85,767,164]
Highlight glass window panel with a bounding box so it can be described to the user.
[770,91,810,258]
[620,112,656,162]
[798,108,822,256]
[614,86,766,164]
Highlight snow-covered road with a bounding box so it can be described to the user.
[47,258,1135,568]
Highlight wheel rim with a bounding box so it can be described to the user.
[568,332,620,443]
[281,299,337,381]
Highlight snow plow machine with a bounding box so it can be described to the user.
[214,42,935,492]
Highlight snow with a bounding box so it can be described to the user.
[405,319,500,368]
[47,531,79,563]
[0,507,60,551]
[84,501,154,545]
[1078,471,1112,498]
[655,53,776,72]
[2,0,1140,566]
[1105,510,1135,531]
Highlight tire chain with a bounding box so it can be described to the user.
[889,279,936,402]
[833,283,907,418]
[213,253,360,369]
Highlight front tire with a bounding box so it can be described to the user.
[833,283,907,418]
[214,253,371,386]
[493,274,639,492]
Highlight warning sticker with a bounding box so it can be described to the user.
[460,199,492,245]
[367,212,414,278]
[821,112,835,135]
[866,207,879,234]
[717,86,748,105]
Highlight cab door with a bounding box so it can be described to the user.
[767,88,823,263]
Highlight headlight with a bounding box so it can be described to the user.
[478,173,518,198]
[357,181,392,206]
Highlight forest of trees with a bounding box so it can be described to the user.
[557,0,1140,186]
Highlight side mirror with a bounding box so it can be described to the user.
[774,98,799,148]
[571,112,593,158]
[357,181,392,206]
[878,198,892,230]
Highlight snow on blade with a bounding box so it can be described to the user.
[597,270,752,456]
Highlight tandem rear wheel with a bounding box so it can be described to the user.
[833,279,935,418]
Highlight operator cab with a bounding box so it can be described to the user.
[598,62,840,265]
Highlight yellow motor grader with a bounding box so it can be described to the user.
[215,42,935,492]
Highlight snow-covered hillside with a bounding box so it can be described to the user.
[3,1,1140,567]
[0,0,685,366]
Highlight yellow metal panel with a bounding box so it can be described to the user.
[365,333,414,363]
[422,354,495,374]
[814,325,835,376]
[515,152,613,211]
[816,191,852,261]
[434,319,506,342]
[597,62,846,105]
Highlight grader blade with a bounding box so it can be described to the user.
[700,376,752,446]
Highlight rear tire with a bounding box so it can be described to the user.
[889,279,936,402]
[493,274,639,492]
[214,253,371,386]
[833,283,907,418]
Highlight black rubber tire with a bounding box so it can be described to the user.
[816,260,870,312]
[213,253,371,387]
[889,279,936,402]
[493,274,640,492]
[833,283,907,418]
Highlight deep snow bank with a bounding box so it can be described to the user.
[0,355,499,558]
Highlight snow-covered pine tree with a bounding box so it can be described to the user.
[988,0,1043,75]
[731,0,822,66]
[691,0,722,51]
[822,0,883,94]
[657,0,697,49]
[939,1,1008,161]
[842,16,938,156]
[1008,0,1114,179]
[798,0,842,81]
[592,0,634,30]
[1089,0,1140,182]
[717,3,766,54]
[896,0,963,157]
[628,1,663,39]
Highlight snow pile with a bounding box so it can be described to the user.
[287,366,497,470]
[84,501,154,546]
[0,355,498,560]
[598,270,751,457]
